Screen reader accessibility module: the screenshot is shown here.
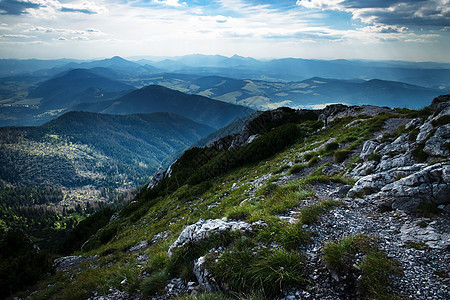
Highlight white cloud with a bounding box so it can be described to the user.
[296,0,450,27]
[152,0,186,7]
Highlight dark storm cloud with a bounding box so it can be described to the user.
[0,0,42,15]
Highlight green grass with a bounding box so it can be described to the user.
[208,245,307,298]
[322,234,402,299]
[405,242,429,250]
[334,150,350,163]
[288,164,306,175]
[298,200,342,225]
[141,270,169,296]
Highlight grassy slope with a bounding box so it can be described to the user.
[19,107,429,299]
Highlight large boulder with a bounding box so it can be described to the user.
[168,218,253,255]
[370,162,450,211]
[347,164,425,197]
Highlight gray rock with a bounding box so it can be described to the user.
[380,133,411,155]
[423,124,450,157]
[54,255,97,272]
[416,122,433,144]
[193,256,221,292]
[360,140,379,160]
[347,161,378,178]
[147,167,164,190]
[168,218,253,255]
[376,154,415,172]
[322,164,344,176]
[400,221,450,249]
[371,162,450,211]
[405,118,423,130]
[348,164,425,197]
[128,240,148,252]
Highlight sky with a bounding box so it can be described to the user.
[0,0,449,61]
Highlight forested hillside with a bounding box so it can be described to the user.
[0,111,214,248]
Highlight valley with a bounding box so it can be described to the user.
[0,55,449,299]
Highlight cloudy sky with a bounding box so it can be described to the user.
[0,0,449,61]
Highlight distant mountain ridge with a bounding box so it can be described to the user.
[30,69,135,109]
[74,84,255,129]
[0,111,214,188]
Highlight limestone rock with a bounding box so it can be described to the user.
[193,256,221,292]
[168,218,253,255]
[376,153,415,172]
[360,140,379,160]
[400,221,450,249]
[371,162,450,211]
[405,118,422,130]
[128,240,148,252]
[147,167,164,190]
[423,124,450,157]
[348,164,425,197]
[54,255,97,272]
[416,122,433,144]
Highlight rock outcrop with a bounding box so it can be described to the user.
[168,218,253,255]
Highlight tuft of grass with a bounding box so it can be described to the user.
[412,144,429,162]
[303,152,317,161]
[141,270,169,296]
[405,242,429,250]
[288,164,306,175]
[273,164,290,174]
[358,251,403,299]
[307,155,319,167]
[175,292,234,300]
[322,234,402,299]
[298,200,341,225]
[278,221,311,251]
[334,150,350,163]
[366,152,381,162]
[209,246,307,298]
[255,182,277,197]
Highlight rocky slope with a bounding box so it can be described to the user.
[21,95,449,300]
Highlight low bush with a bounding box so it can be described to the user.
[334,150,350,163]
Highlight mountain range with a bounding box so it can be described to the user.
[73,84,255,129]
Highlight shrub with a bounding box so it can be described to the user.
[412,144,429,162]
[431,115,450,127]
[416,203,442,218]
[366,152,381,162]
[0,230,53,297]
[324,142,339,152]
[334,150,350,163]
